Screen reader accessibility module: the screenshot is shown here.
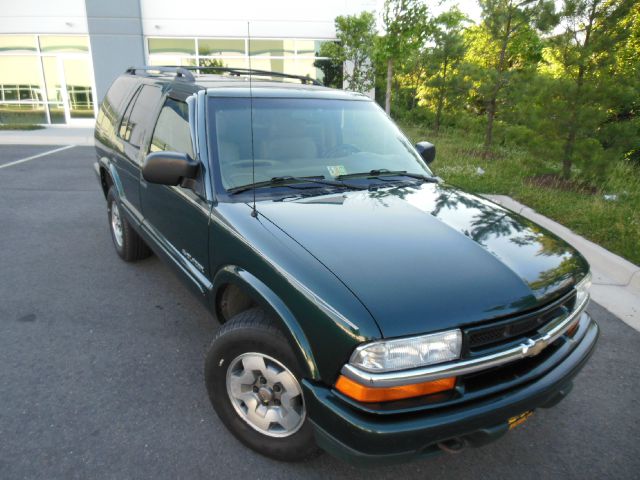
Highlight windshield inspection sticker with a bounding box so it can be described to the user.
[327,165,347,177]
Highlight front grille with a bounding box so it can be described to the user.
[462,336,563,394]
[464,291,576,352]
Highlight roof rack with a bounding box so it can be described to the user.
[125,65,322,86]
[182,66,323,86]
[125,66,196,82]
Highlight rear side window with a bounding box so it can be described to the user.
[149,98,194,158]
[96,76,138,138]
[118,84,162,148]
[118,86,140,142]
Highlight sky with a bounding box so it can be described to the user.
[430,0,482,23]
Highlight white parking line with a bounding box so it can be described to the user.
[0,145,76,170]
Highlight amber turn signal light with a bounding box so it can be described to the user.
[335,375,456,403]
[566,320,580,338]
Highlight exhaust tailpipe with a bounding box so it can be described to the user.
[438,437,467,454]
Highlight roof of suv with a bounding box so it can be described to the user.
[125,67,370,101]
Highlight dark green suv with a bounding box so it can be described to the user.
[94,66,598,466]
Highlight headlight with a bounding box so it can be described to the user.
[349,329,462,373]
[575,272,592,307]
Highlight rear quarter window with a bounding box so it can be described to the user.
[96,76,139,138]
[118,84,163,148]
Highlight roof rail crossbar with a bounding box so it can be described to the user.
[165,65,323,86]
[125,66,196,83]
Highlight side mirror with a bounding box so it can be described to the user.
[142,151,198,186]
[415,141,436,164]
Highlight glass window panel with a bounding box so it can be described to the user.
[42,57,63,103]
[118,88,140,141]
[0,56,46,123]
[62,58,94,119]
[148,55,196,67]
[218,57,249,69]
[148,38,195,55]
[0,56,44,102]
[249,39,295,57]
[199,57,249,70]
[250,58,284,74]
[149,98,194,157]
[197,58,225,70]
[0,102,47,124]
[285,59,323,82]
[48,106,65,123]
[97,76,139,135]
[125,85,163,148]
[296,40,328,57]
[0,35,37,53]
[42,57,65,123]
[39,35,89,53]
[250,58,318,82]
[198,39,245,56]
[209,98,429,191]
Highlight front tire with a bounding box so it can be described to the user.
[106,188,151,262]
[204,308,320,462]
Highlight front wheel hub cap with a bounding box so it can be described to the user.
[226,352,305,438]
[257,386,273,403]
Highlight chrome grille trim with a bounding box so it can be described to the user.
[341,294,590,388]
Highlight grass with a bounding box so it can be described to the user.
[0,124,45,130]
[400,122,640,266]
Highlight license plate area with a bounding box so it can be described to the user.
[508,410,533,430]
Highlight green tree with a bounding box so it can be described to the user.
[379,0,429,114]
[418,7,468,132]
[314,43,343,88]
[320,12,377,93]
[608,1,640,164]
[476,0,558,150]
[547,0,637,177]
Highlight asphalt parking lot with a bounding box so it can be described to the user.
[1,144,639,479]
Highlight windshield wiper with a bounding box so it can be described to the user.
[227,175,367,195]
[336,169,439,183]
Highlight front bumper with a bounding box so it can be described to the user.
[303,312,599,466]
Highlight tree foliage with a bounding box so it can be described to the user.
[474,0,558,150]
[379,0,429,113]
[320,0,640,180]
[319,12,377,93]
[416,7,469,132]
[545,0,637,177]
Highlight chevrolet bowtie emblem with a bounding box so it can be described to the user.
[521,337,548,357]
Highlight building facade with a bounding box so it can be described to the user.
[0,0,376,125]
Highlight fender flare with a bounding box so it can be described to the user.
[212,265,320,380]
[98,157,125,198]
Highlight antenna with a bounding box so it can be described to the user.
[248,22,258,218]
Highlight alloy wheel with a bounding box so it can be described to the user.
[110,201,124,248]
[225,352,305,438]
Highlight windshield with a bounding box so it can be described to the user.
[207,97,432,193]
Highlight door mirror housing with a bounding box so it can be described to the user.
[142,151,198,186]
[415,141,436,164]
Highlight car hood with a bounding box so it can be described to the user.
[257,183,589,338]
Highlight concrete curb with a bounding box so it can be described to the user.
[0,126,94,146]
[485,194,640,331]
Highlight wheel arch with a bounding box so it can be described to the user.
[212,265,320,381]
[98,158,124,199]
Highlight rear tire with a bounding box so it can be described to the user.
[204,308,320,462]
[106,188,151,262]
